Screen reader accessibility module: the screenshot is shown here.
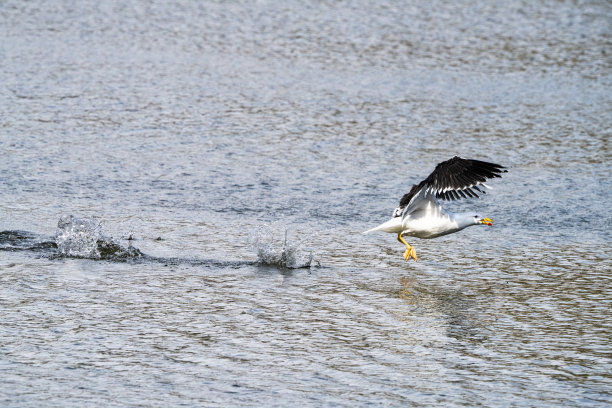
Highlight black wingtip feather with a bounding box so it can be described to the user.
[421,156,506,202]
[396,157,506,208]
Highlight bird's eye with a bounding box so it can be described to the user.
[473,215,478,218]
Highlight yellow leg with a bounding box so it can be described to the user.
[397,233,417,262]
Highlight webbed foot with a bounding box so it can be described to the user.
[398,233,417,262]
[403,246,417,262]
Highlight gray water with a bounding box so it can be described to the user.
[1,0,611,406]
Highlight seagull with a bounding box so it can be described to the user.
[364,156,507,262]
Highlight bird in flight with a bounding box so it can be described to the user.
[364,156,507,262]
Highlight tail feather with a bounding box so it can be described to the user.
[363,217,403,234]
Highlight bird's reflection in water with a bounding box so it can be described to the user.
[398,276,489,344]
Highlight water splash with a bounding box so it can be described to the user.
[55,215,101,258]
[55,215,143,260]
[248,223,319,269]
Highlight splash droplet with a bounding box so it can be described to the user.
[248,223,318,269]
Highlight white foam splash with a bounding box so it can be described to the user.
[55,215,143,260]
[248,223,318,269]
[55,215,103,258]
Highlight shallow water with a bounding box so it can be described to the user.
[1,0,611,406]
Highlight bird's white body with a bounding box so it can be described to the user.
[364,195,479,239]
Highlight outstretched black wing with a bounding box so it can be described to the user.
[398,156,506,210]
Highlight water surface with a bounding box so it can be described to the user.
[1,0,611,406]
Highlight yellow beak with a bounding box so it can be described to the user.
[479,217,493,226]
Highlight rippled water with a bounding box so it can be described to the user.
[1,0,611,406]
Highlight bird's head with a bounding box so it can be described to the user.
[474,215,493,226]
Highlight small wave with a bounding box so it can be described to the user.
[55,215,143,261]
[248,223,319,269]
[0,230,57,252]
[3,217,318,269]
